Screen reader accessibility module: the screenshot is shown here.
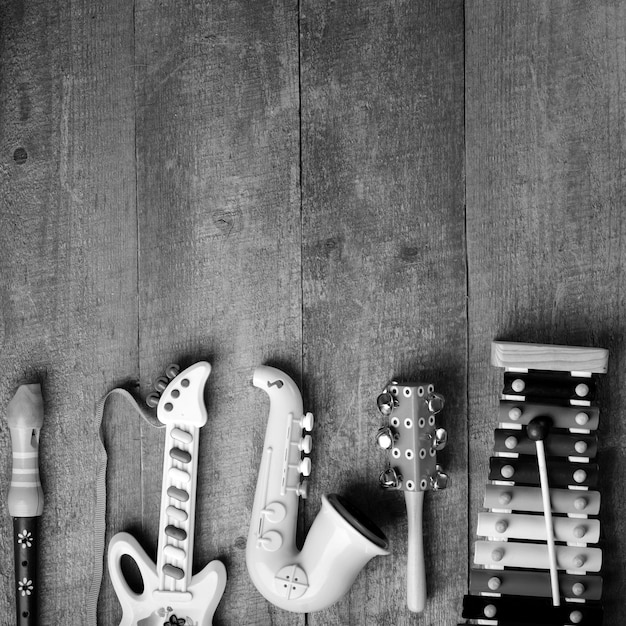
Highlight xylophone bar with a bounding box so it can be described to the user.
[474,540,602,572]
[489,456,598,488]
[462,594,603,625]
[493,429,597,459]
[477,512,600,543]
[469,568,602,600]
[502,372,597,402]
[490,341,609,374]
[497,400,599,431]
[483,484,601,516]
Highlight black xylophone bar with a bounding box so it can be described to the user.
[502,371,597,402]
[489,456,598,488]
[461,595,603,625]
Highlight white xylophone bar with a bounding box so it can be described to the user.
[474,540,602,572]
[483,484,600,515]
[477,512,600,543]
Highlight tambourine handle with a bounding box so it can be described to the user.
[13,516,38,625]
[405,490,426,613]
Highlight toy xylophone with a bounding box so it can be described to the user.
[459,341,608,626]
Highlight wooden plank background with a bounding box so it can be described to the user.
[0,0,623,624]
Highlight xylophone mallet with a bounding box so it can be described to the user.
[527,415,560,607]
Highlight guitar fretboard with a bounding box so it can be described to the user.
[156,422,201,594]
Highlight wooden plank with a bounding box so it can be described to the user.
[0,0,138,622]
[466,1,626,623]
[132,1,301,624]
[300,1,467,623]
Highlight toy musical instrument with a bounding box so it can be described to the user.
[375,380,448,613]
[459,341,608,626]
[246,365,389,613]
[7,383,45,626]
[108,361,226,625]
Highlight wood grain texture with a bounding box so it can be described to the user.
[466,1,626,623]
[300,1,467,624]
[0,0,138,622]
[1,0,625,623]
[114,1,303,625]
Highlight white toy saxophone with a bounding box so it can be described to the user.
[108,361,226,625]
[246,365,389,613]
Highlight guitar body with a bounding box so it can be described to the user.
[108,533,226,626]
[108,362,226,626]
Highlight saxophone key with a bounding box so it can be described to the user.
[294,412,314,431]
[288,457,312,476]
[293,434,312,454]
[285,480,309,499]
[258,530,283,552]
[260,501,287,524]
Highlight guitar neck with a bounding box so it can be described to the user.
[155,421,201,595]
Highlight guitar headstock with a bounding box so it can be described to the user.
[376,381,448,492]
[146,361,211,427]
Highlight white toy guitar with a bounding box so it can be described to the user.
[108,361,227,626]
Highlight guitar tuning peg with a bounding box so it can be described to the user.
[154,376,169,392]
[426,391,445,414]
[430,465,448,491]
[377,392,396,416]
[379,467,402,490]
[375,426,395,450]
[146,392,160,408]
[165,363,180,379]
[431,427,448,451]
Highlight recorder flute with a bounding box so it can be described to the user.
[7,384,45,626]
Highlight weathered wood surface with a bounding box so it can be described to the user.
[0,0,138,621]
[0,0,624,625]
[466,1,626,624]
[300,2,466,625]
